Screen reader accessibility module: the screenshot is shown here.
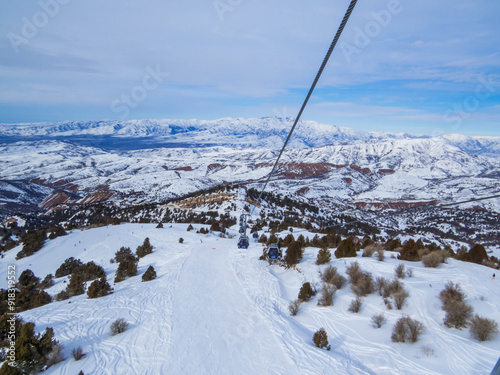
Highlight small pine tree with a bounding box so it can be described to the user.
[313,328,330,350]
[142,266,157,282]
[298,282,315,302]
[187,224,194,231]
[67,272,86,296]
[316,248,331,265]
[40,274,55,289]
[55,257,83,278]
[335,237,356,258]
[465,244,488,264]
[398,239,420,261]
[114,247,133,263]
[156,222,164,228]
[136,238,153,258]
[87,277,113,299]
[114,255,138,283]
[284,240,303,266]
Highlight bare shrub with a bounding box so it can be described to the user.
[439,281,465,310]
[407,317,425,343]
[313,328,330,350]
[351,273,375,297]
[371,313,386,328]
[391,316,424,343]
[469,315,499,341]
[375,276,388,296]
[422,251,445,268]
[443,300,473,329]
[321,265,338,283]
[395,264,406,279]
[420,345,435,357]
[317,284,337,307]
[46,342,65,367]
[348,296,363,313]
[321,265,346,289]
[289,299,302,316]
[391,317,407,343]
[377,249,385,262]
[362,246,375,258]
[406,268,414,278]
[110,318,129,336]
[346,261,362,284]
[383,278,403,298]
[393,289,410,310]
[331,273,347,290]
[384,298,393,310]
[72,346,86,361]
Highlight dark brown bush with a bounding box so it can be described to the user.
[393,289,409,310]
[439,281,465,310]
[110,318,129,336]
[346,262,362,284]
[422,251,446,268]
[362,246,375,258]
[317,284,336,307]
[382,278,403,298]
[469,315,499,341]
[71,346,85,361]
[443,300,473,329]
[371,313,386,328]
[395,264,406,279]
[375,276,388,296]
[313,328,330,349]
[289,299,301,316]
[348,296,363,313]
[377,249,385,261]
[351,273,375,297]
[321,265,338,283]
[391,316,424,343]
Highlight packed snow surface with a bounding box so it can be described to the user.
[1,224,499,374]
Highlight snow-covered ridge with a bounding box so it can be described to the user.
[0,117,413,148]
[2,117,499,156]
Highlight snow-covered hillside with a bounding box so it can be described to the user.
[1,137,499,212]
[1,223,499,374]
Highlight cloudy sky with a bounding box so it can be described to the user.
[1,0,499,136]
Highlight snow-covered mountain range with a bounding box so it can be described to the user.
[1,118,499,214]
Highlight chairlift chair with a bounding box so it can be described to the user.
[238,235,250,249]
[267,243,282,260]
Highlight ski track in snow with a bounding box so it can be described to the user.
[230,246,367,375]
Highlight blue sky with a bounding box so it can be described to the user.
[0,0,499,136]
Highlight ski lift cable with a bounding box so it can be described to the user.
[249,0,359,216]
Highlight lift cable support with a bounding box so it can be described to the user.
[249,0,359,217]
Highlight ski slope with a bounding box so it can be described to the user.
[1,223,499,374]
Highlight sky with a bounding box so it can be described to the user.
[0,0,499,137]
